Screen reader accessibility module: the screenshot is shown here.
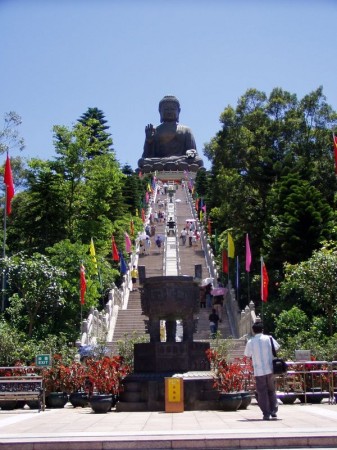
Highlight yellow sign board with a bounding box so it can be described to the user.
[165,377,184,412]
[167,378,181,402]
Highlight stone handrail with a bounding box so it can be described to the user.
[185,186,255,339]
[79,178,256,345]
[78,186,157,347]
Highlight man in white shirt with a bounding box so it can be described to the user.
[244,321,280,420]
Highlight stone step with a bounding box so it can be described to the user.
[109,184,234,349]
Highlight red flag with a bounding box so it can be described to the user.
[80,265,87,305]
[141,208,145,223]
[112,235,120,262]
[4,154,14,215]
[222,249,228,274]
[245,234,252,272]
[333,133,337,174]
[130,220,134,236]
[261,260,269,303]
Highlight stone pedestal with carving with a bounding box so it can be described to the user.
[134,342,210,373]
[117,276,217,412]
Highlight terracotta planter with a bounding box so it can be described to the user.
[45,392,68,408]
[218,392,242,411]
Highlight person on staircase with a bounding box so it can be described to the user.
[209,308,219,339]
[131,265,139,292]
[212,278,225,322]
[180,228,187,245]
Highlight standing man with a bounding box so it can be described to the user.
[244,321,280,420]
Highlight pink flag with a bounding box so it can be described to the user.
[125,232,132,253]
[245,234,252,272]
[80,265,87,305]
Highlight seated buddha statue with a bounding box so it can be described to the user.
[137,95,204,173]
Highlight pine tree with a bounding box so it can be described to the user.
[78,107,113,157]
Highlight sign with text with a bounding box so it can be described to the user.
[36,354,51,367]
[295,350,311,361]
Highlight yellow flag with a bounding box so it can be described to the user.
[90,238,98,275]
[228,233,235,258]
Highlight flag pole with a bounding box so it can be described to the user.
[236,255,239,304]
[260,256,264,322]
[247,271,250,302]
[2,185,7,312]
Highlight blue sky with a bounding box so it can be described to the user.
[1,0,337,171]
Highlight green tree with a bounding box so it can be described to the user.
[274,306,310,344]
[264,173,335,268]
[1,253,65,338]
[78,107,113,157]
[7,160,69,253]
[205,86,337,280]
[0,111,25,154]
[121,164,146,215]
[280,247,337,335]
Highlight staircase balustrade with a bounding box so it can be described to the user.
[79,176,257,348]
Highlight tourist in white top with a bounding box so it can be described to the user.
[244,321,280,420]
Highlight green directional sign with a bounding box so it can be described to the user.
[36,354,51,367]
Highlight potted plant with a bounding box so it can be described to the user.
[206,349,250,411]
[67,361,89,408]
[86,356,130,413]
[42,354,69,408]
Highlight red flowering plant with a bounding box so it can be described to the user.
[85,356,131,395]
[42,354,72,394]
[67,361,88,393]
[206,349,251,393]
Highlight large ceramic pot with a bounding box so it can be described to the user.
[89,394,114,413]
[298,391,324,404]
[45,392,68,408]
[218,392,242,411]
[27,400,41,410]
[0,400,17,410]
[238,392,252,409]
[278,393,297,404]
[69,392,89,408]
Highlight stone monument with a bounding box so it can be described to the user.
[117,276,219,412]
[137,95,204,173]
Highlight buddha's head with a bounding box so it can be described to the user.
[159,95,181,123]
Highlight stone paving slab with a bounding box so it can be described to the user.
[1,400,337,449]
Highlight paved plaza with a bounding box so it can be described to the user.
[1,399,337,449]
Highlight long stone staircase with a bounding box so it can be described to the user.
[107,179,246,358]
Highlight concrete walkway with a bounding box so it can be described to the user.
[1,399,337,449]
